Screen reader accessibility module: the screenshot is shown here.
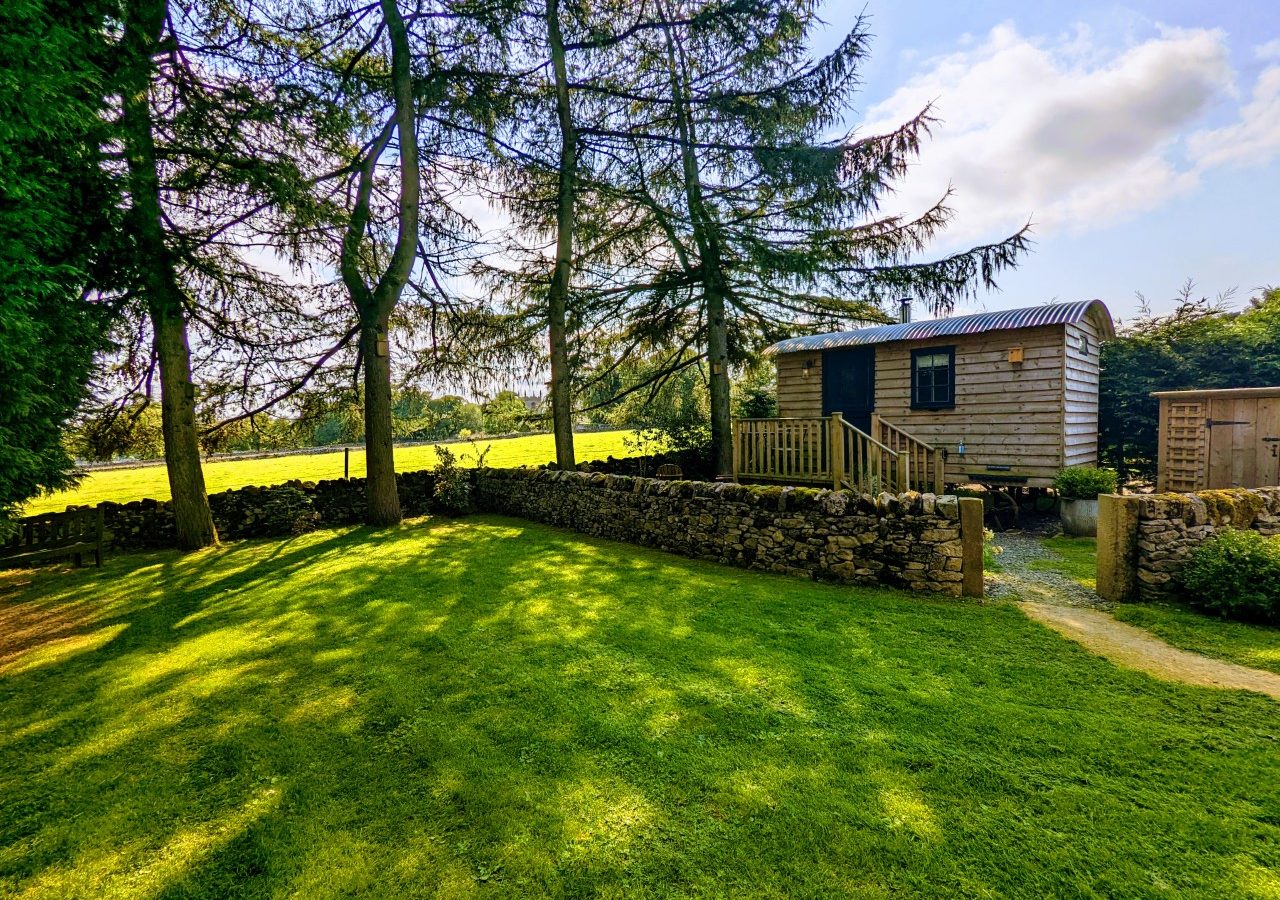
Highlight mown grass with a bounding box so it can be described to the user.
[1029,536,1280,678]
[1029,536,1097,590]
[1113,604,1280,677]
[2,518,1279,898]
[24,430,639,514]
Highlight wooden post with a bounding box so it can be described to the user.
[731,420,741,482]
[959,496,984,599]
[1155,396,1168,492]
[869,412,880,443]
[829,412,844,490]
[344,446,350,479]
[895,451,908,494]
[932,448,945,494]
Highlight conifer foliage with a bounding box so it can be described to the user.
[0,0,1034,525]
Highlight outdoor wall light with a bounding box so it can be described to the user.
[801,358,816,376]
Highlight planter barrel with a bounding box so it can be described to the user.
[1060,498,1099,537]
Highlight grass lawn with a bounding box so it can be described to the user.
[23,431,639,514]
[1030,536,1098,590]
[3,519,1279,898]
[1027,536,1280,678]
[1112,604,1280,677]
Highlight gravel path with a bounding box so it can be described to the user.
[988,532,1280,701]
[984,532,1108,608]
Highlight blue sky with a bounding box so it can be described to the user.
[813,1,1280,323]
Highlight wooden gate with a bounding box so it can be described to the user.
[1155,388,1280,491]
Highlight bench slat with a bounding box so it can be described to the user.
[0,506,105,568]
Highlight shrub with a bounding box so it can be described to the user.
[1052,466,1118,500]
[1180,529,1280,624]
[431,446,472,515]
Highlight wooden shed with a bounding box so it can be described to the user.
[746,300,1115,490]
[1154,387,1280,491]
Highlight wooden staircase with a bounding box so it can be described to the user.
[732,413,945,494]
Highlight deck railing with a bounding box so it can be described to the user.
[839,415,900,493]
[871,415,946,494]
[733,417,833,485]
[732,413,945,494]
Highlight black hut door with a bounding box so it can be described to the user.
[822,347,875,433]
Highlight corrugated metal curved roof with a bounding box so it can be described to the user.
[764,299,1115,355]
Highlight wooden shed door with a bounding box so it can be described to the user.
[1206,397,1280,489]
[822,347,875,433]
[1160,398,1209,491]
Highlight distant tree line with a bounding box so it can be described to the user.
[68,389,540,460]
[2,0,1030,545]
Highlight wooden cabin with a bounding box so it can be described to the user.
[1154,387,1280,491]
[738,300,1115,491]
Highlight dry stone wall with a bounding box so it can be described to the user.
[474,468,976,595]
[58,466,982,597]
[98,471,437,550]
[1097,488,1280,601]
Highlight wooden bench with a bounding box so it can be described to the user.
[1,506,105,569]
[655,464,684,480]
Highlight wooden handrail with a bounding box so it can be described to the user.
[732,416,832,484]
[834,415,902,494]
[871,414,946,494]
[732,414,944,494]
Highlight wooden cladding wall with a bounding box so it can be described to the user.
[1157,389,1280,491]
[873,325,1067,484]
[776,352,823,417]
[1063,315,1103,467]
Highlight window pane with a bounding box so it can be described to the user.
[913,349,953,406]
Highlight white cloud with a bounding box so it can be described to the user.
[857,23,1242,244]
[1188,65,1280,169]
[1257,39,1280,61]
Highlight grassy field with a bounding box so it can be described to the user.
[3,518,1279,898]
[24,431,639,514]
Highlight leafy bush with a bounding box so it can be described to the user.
[1053,466,1118,500]
[1181,529,1280,624]
[431,446,472,515]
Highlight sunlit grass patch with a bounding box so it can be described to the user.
[1030,535,1097,589]
[1,516,1278,897]
[1114,601,1280,676]
[24,429,641,513]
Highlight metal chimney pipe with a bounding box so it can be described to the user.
[899,298,912,324]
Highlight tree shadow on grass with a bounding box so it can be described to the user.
[1,514,1278,898]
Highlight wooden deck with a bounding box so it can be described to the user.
[732,414,945,494]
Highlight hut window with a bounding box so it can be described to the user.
[911,347,955,409]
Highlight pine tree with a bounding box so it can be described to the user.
[571,2,1031,474]
[0,0,116,525]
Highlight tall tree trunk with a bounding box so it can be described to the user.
[361,316,400,524]
[546,0,576,469]
[121,0,217,550]
[665,22,733,476]
[703,278,733,477]
[340,0,420,526]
